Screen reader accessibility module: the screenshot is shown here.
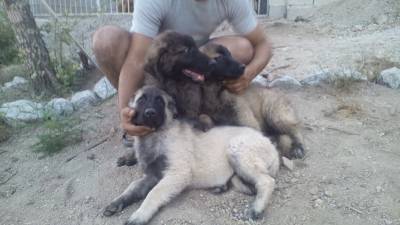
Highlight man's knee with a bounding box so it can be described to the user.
[92,25,130,61]
[233,38,254,65]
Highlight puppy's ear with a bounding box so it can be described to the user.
[216,45,232,57]
[144,38,168,75]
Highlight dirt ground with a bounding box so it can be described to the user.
[1,1,400,224]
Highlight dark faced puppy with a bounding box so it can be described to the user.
[131,89,165,129]
[144,31,213,83]
[201,43,245,81]
[131,86,177,129]
[143,31,215,129]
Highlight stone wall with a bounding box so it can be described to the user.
[267,0,341,19]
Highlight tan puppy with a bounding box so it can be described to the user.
[103,86,280,225]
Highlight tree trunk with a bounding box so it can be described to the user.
[3,0,61,96]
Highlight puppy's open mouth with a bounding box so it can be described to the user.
[182,69,205,82]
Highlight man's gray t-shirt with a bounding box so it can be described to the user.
[130,0,258,45]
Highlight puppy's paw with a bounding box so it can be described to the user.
[124,220,146,225]
[193,121,212,132]
[117,156,128,167]
[193,114,214,132]
[210,184,229,194]
[247,208,264,221]
[125,212,148,225]
[117,154,137,167]
[291,146,305,159]
[103,201,124,217]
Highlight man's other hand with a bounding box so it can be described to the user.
[223,71,251,94]
[120,107,154,136]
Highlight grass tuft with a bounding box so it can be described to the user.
[32,117,82,156]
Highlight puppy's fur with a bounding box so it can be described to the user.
[104,86,280,225]
[143,31,211,123]
[143,31,304,159]
[200,43,304,158]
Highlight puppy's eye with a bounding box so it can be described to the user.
[155,96,164,105]
[138,96,147,104]
[215,55,224,61]
[175,48,189,54]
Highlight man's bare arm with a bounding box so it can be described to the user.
[119,33,154,136]
[224,24,272,94]
[244,24,272,80]
[118,33,153,110]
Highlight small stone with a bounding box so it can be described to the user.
[376,185,383,193]
[309,187,319,195]
[290,178,298,183]
[313,199,323,208]
[87,154,95,160]
[46,98,74,117]
[70,90,99,109]
[324,190,333,197]
[3,76,28,89]
[378,67,400,89]
[268,75,302,89]
[93,77,117,100]
[26,199,35,205]
[383,219,393,225]
[294,16,310,23]
[352,25,363,32]
[0,100,44,122]
[84,196,94,204]
[252,75,269,87]
[376,14,388,25]
[282,157,294,171]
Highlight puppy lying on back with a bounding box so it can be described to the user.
[104,86,280,225]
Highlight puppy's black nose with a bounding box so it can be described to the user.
[144,108,156,118]
[239,64,246,72]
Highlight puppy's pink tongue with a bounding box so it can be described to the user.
[183,69,205,82]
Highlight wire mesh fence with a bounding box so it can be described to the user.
[29,0,134,17]
[29,0,268,17]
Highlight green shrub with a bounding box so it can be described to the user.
[41,19,80,89]
[32,117,82,156]
[0,9,20,66]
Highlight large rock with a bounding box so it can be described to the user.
[46,98,74,117]
[93,77,117,100]
[268,75,302,89]
[70,90,99,109]
[0,100,44,122]
[378,67,400,89]
[3,76,28,89]
[301,68,367,86]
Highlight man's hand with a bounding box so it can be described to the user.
[223,70,252,94]
[120,107,154,136]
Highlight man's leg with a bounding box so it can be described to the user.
[92,25,131,88]
[207,36,254,65]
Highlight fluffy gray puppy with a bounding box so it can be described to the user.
[103,86,280,225]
